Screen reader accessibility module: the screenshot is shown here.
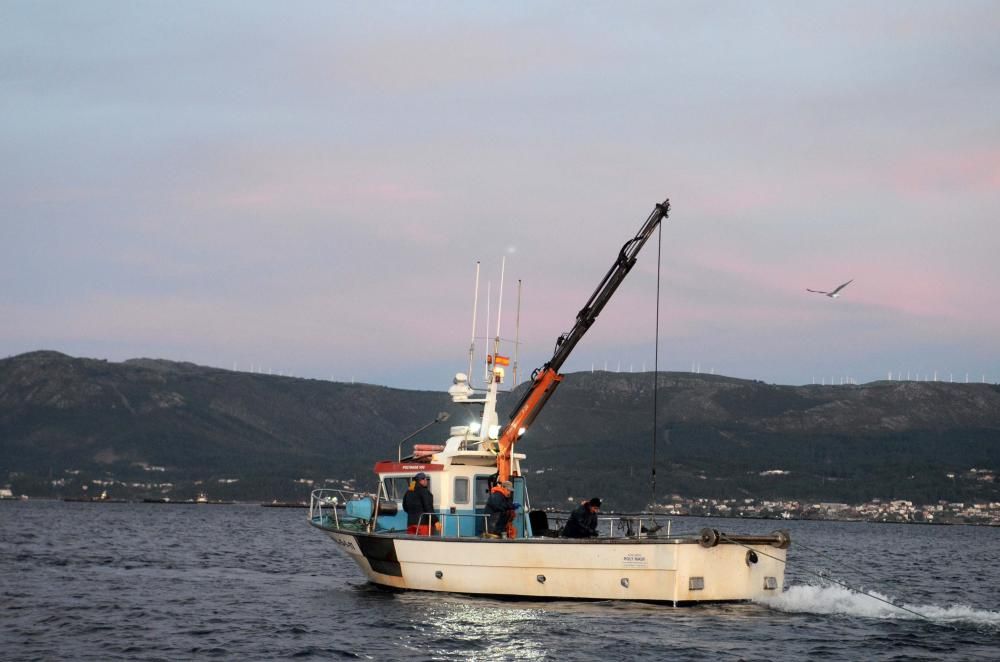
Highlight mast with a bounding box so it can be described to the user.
[494,256,506,360]
[467,261,481,382]
[484,282,491,385]
[494,198,670,483]
[514,279,522,387]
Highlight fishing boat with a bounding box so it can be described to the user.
[309,198,791,604]
[64,489,127,503]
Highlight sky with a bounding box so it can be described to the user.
[2,1,999,391]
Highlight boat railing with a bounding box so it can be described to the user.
[416,512,490,538]
[309,488,365,527]
[543,513,672,539]
[605,515,671,539]
[311,491,675,540]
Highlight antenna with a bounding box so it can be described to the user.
[490,257,507,387]
[514,279,522,386]
[468,261,481,382]
[495,256,506,343]
[484,281,492,384]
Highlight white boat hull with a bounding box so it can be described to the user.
[320,528,786,604]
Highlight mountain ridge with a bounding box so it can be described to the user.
[2,351,998,509]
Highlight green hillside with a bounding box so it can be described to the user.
[2,351,998,509]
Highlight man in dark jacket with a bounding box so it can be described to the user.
[484,480,516,537]
[562,498,601,538]
[402,472,435,530]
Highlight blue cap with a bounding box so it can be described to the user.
[414,472,428,480]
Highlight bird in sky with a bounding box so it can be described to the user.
[807,279,854,298]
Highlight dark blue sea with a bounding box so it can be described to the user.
[2,500,998,660]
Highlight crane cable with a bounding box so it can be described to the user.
[651,220,662,506]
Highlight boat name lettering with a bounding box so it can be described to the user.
[332,536,360,553]
[623,553,647,568]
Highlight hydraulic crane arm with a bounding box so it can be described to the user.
[495,198,670,482]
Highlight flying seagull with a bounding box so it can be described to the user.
[807,279,854,298]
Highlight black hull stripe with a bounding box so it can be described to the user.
[354,533,402,577]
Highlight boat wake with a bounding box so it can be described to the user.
[758,584,1000,629]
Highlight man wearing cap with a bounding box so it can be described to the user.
[562,498,602,538]
[403,472,435,533]
[484,479,517,538]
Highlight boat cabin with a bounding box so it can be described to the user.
[363,423,531,537]
[337,368,545,538]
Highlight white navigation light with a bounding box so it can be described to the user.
[518,427,527,437]
[469,421,482,433]
[488,424,501,440]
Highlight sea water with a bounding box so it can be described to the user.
[2,500,998,660]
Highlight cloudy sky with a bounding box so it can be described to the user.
[3,2,998,390]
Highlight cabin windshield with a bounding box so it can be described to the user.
[380,476,417,501]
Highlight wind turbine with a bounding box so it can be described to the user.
[807,279,854,298]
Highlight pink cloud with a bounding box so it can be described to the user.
[682,247,990,323]
[683,184,786,218]
[320,20,597,95]
[189,156,446,217]
[891,147,1000,194]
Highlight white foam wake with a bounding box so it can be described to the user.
[758,584,1000,628]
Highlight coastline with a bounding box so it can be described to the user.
[7,497,997,526]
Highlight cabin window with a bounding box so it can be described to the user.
[454,477,470,504]
[474,476,493,507]
[381,476,415,501]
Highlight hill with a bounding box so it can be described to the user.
[2,351,998,509]
[524,371,1000,509]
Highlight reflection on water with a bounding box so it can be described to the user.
[418,597,550,661]
[3,501,1000,661]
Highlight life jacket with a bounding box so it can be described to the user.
[490,485,511,498]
